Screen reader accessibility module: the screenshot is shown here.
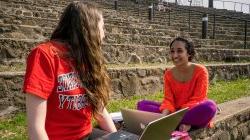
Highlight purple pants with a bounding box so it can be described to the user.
[137,100,217,128]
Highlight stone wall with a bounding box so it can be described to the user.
[0,63,249,113]
[0,72,25,111]
[1,38,250,65]
[190,97,250,140]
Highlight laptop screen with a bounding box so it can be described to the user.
[121,108,188,140]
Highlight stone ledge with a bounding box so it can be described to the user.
[215,97,250,123]
[0,63,249,113]
[190,96,250,140]
[1,38,250,64]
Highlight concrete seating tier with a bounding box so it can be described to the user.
[3,22,250,40]
[1,22,250,49]
[114,6,250,34]
[190,96,250,139]
[0,1,63,19]
[1,0,249,35]
[102,5,249,27]
[99,5,250,42]
[0,63,249,108]
[2,15,249,42]
[1,38,250,66]
[110,2,250,25]
[0,0,73,7]
[1,0,248,43]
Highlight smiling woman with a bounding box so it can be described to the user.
[137,37,217,132]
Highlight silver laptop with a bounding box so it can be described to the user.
[96,108,188,140]
[121,108,164,135]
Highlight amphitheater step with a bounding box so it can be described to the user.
[190,96,250,139]
[1,38,250,64]
[0,23,182,39]
[0,63,249,111]
[1,21,249,44]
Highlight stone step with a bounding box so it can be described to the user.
[190,96,250,139]
[125,3,247,25]
[1,24,249,48]
[105,33,250,48]
[108,11,249,28]
[5,21,247,40]
[0,62,249,111]
[1,5,244,31]
[188,31,250,37]
[121,10,248,26]
[0,1,63,19]
[115,4,250,22]
[84,44,250,64]
[189,34,250,41]
[0,0,71,7]
[115,5,250,22]
[0,38,40,62]
[109,10,250,31]
[0,24,49,40]
[0,23,183,39]
[1,38,250,65]
[4,0,249,23]
[1,3,249,32]
[0,0,246,18]
[104,33,171,46]
[192,38,250,49]
[0,1,129,22]
[2,10,249,38]
[2,20,248,42]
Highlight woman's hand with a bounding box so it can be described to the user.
[95,107,117,133]
[179,124,191,132]
[162,109,170,116]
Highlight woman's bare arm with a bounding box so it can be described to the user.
[26,93,49,140]
[95,107,117,133]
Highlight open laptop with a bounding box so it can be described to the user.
[121,108,165,135]
[95,108,188,140]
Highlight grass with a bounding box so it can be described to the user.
[0,113,27,140]
[0,78,250,139]
[208,78,250,103]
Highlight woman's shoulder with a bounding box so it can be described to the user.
[164,66,174,73]
[193,63,207,70]
[164,67,174,79]
[32,40,68,57]
[193,63,208,75]
[32,40,53,53]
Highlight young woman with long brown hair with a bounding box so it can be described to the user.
[23,2,116,140]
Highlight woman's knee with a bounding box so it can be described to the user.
[199,100,217,116]
[137,100,161,113]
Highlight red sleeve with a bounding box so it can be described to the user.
[23,46,55,99]
[159,70,176,113]
[180,66,208,109]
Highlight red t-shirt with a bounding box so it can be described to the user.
[23,41,92,140]
[160,64,209,113]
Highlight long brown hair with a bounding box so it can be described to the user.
[51,2,110,116]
